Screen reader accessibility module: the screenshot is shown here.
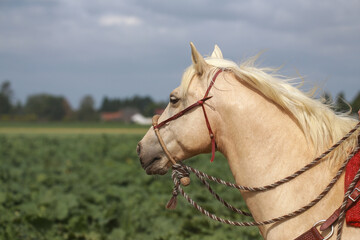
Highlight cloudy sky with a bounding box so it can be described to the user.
[1,0,359,109]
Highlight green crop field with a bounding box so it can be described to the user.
[0,124,261,240]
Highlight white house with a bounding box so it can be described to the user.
[131,113,152,125]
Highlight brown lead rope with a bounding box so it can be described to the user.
[172,164,252,216]
[170,146,360,227]
[161,120,359,218]
[187,122,360,192]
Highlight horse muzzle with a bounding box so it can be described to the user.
[137,136,170,175]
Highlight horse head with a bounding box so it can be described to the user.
[137,43,224,175]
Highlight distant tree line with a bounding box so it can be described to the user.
[0,80,359,121]
[99,96,166,117]
[0,81,166,122]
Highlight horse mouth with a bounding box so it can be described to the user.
[142,156,161,169]
[141,156,168,175]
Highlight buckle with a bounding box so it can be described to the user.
[349,187,360,202]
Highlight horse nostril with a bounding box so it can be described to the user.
[137,142,142,156]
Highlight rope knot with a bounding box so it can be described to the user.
[172,163,189,178]
[173,164,191,186]
[166,164,191,209]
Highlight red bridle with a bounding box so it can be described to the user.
[152,68,223,164]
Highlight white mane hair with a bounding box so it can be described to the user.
[180,49,359,166]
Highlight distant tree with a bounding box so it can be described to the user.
[334,92,350,113]
[100,97,110,111]
[351,91,360,114]
[13,101,23,115]
[77,95,98,121]
[99,96,122,112]
[321,92,333,105]
[0,80,13,114]
[1,80,13,99]
[62,99,74,120]
[25,94,67,121]
[99,95,166,117]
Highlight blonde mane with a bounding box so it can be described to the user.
[181,55,359,165]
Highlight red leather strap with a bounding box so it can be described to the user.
[154,96,213,129]
[154,69,223,163]
[204,69,222,97]
[201,104,216,162]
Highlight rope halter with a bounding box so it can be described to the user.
[152,69,223,185]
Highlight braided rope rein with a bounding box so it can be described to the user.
[187,122,360,192]
[171,146,360,227]
[167,122,360,233]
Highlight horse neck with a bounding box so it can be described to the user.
[213,82,343,239]
[215,83,315,186]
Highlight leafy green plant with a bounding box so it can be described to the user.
[0,134,261,240]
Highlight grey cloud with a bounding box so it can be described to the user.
[0,0,359,107]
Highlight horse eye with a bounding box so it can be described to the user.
[170,96,180,104]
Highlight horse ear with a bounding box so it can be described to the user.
[190,42,207,75]
[211,44,223,59]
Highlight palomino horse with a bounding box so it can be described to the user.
[137,43,360,239]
